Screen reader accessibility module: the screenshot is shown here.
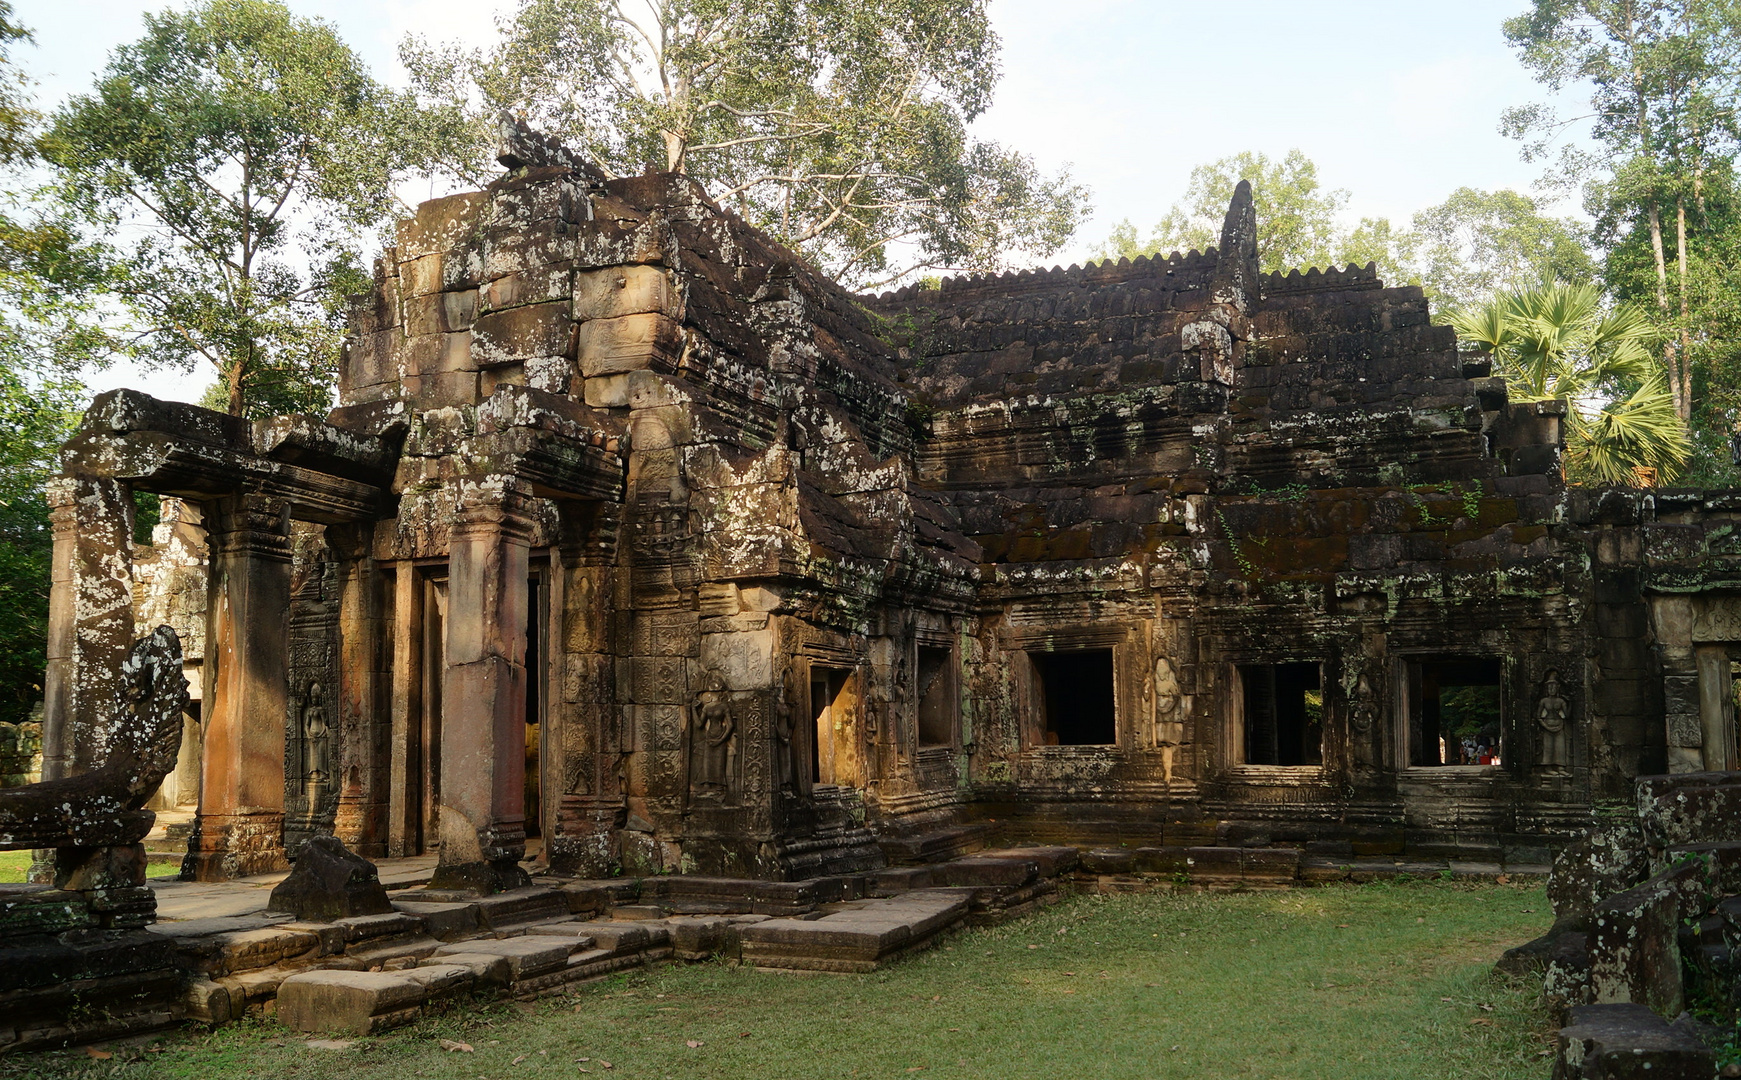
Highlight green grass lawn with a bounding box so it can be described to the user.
[0,879,1555,1080]
[0,850,180,883]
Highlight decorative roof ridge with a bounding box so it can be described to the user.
[867,245,1222,304]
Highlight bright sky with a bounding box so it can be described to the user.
[21,0,1575,402]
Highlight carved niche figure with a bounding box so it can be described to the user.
[300,682,333,809]
[1349,672,1378,768]
[773,681,799,794]
[1151,657,1184,787]
[691,678,737,800]
[1536,669,1570,769]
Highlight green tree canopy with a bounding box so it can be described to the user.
[1412,187,1597,317]
[401,0,1089,288]
[1452,283,1691,484]
[47,0,433,417]
[0,1,111,727]
[1502,0,1741,421]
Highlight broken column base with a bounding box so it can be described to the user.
[427,858,532,896]
[1555,1003,1714,1079]
[183,812,289,881]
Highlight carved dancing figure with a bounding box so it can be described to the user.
[692,691,736,798]
[1152,657,1184,787]
[301,682,332,809]
[1350,672,1377,768]
[773,695,798,793]
[1536,669,1569,769]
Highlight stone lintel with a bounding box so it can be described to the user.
[64,431,388,524]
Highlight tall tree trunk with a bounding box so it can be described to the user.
[1648,202,1686,419]
[1677,195,1692,421]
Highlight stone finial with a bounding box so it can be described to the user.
[1212,179,1260,314]
[495,111,607,183]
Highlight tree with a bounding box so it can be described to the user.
[47,0,432,417]
[1411,187,1598,317]
[401,0,1089,288]
[1503,0,1741,420]
[1093,150,1416,281]
[1452,284,1691,483]
[0,2,114,727]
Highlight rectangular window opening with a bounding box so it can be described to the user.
[1410,657,1502,766]
[1031,649,1116,746]
[916,646,955,748]
[1241,662,1323,766]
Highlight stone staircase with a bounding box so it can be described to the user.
[146,846,1083,1036]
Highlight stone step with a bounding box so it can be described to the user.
[739,889,970,972]
[876,824,995,866]
[1556,1003,1713,1079]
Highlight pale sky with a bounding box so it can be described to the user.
[20,0,1576,403]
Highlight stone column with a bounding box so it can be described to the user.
[40,475,135,782]
[431,478,534,894]
[1697,645,1736,772]
[186,493,292,881]
[386,563,424,857]
[333,531,389,857]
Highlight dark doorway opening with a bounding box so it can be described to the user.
[1031,650,1116,746]
[809,666,852,785]
[916,646,955,747]
[1241,662,1323,766]
[524,571,545,839]
[1409,657,1502,766]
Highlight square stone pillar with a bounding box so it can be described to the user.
[430,478,534,894]
[186,493,293,881]
[40,475,136,782]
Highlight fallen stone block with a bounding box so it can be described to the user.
[1554,1003,1713,1079]
[931,858,1037,889]
[530,922,651,956]
[276,970,426,1035]
[391,901,480,941]
[1184,847,1243,881]
[268,836,393,923]
[668,916,734,960]
[420,952,512,988]
[993,846,1080,878]
[1129,847,1189,875]
[334,911,425,944]
[739,890,968,972]
[1079,849,1134,875]
[1588,861,1705,1017]
[473,888,569,930]
[431,936,570,980]
[401,962,475,996]
[197,927,321,977]
[1637,772,1741,849]
[1241,848,1301,882]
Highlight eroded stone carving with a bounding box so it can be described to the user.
[1538,669,1570,770]
[1150,657,1183,786]
[0,626,187,851]
[691,676,737,800]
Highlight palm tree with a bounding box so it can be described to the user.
[1451,284,1691,485]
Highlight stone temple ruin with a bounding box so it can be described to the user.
[11,118,1741,1051]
